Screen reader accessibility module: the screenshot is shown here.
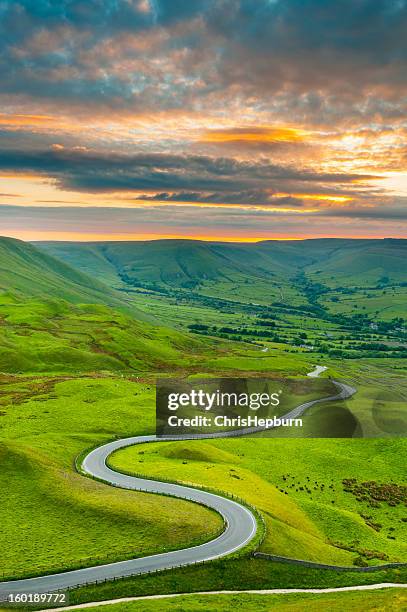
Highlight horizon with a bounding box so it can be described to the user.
[0,1,406,241]
[2,234,405,246]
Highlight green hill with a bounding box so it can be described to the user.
[304,239,407,286]
[36,237,407,332]
[0,237,208,373]
[0,236,151,319]
[30,240,125,288]
[37,238,407,292]
[37,239,286,290]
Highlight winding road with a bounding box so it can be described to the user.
[0,378,356,601]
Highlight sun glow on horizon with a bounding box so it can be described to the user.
[4,228,405,243]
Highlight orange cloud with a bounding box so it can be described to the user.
[134,199,316,213]
[0,113,56,126]
[201,126,310,144]
[274,193,353,203]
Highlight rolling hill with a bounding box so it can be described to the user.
[37,238,407,292]
[304,239,407,286]
[0,237,208,373]
[0,236,149,319]
[36,239,286,290]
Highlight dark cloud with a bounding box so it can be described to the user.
[136,190,305,207]
[206,1,407,122]
[0,147,371,195]
[1,204,405,241]
[317,201,407,220]
[0,1,405,121]
[0,2,405,237]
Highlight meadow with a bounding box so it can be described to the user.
[0,236,406,602]
[110,436,407,567]
[57,588,407,612]
[66,557,407,608]
[1,358,404,581]
[0,377,223,579]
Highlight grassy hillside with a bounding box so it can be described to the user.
[0,377,222,579]
[0,236,156,327]
[31,240,125,288]
[1,373,405,583]
[0,236,222,373]
[38,239,290,295]
[70,558,406,607]
[38,238,407,290]
[0,235,405,592]
[0,298,210,373]
[110,436,407,567]
[0,235,319,375]
[305,239,407,286]
[63,588,407,612]
[1,237,118,306]
[0,236,313,375]
[37,238,407,326]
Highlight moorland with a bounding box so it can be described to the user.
[0,236,406,605]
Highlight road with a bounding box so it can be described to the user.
[307,365,328,378]
[0,379,356,600]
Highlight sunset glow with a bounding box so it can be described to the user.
[0,1,406,241]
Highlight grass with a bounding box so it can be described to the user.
[0,294,215,374]
[39,238,407,292]
[203,349,312,375]
[0,235,406,598]
[0,237,149,321]
[54,588,407,612]
[0,359,405,580]
[0,377,223,579]
[3,238,406,374]
[110,437,407,566]
[2,366,404,582]
[319,286,407,320]
[66,558,407,607]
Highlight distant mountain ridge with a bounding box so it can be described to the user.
[36,238,407,291]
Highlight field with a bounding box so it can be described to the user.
[59,588,407,612]
[0,377,223,579]
[41,239,407,362]
[66,557,407,607]
[0,236,406,604]
[110,436,407,566]
[0,296,209,374]
[1,368,405,579]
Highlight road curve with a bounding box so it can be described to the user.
[0,380,356,600]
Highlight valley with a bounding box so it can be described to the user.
[0,236,406,606]
[39,238,407,361]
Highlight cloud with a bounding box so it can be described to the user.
[136,190,306,207]
[0,147,373,197]
[1,204,405,242]
[317,200,407,220]
[0,1,405,124]
[0,1,405,239]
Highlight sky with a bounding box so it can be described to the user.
[0,0,406,242]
